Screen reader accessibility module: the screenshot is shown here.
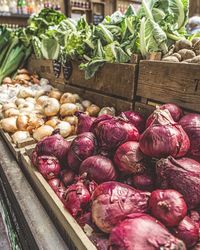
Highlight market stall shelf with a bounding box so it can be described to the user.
[135,60,200,117]
[20,146,97,250]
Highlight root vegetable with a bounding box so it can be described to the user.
[175,39,193,52]
[33,125,54,141]
[60,103,78,116]
[44,98,60,116]
[178,49,196,61]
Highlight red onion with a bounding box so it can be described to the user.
[48,178,65,193]
[114,141,146,174]
[77,211,93,228]
[132,170,155,191]
[60,169,75,186]
[90,115,139,153]
[35,133,70,166]
[146,103,183,127]
[139,109,190,158]
[190,210,200,227]
[89,233,109,250]
[109,213,186,250]
[79,155,117,184]
[64,179,91,218]
[56,186,66,204]
[156,157,200,209]
[172,216,199,248]
[37,155,61,180]
[76,112,96,134]
[120,111,145,133]
[91,181,150,233]
[179,113,200,158]
[67,132,97,172]
[149,189,187,227]
[31,149,39,167]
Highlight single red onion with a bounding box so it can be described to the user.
[109,213,186,250]
[149,189,187,227]
[34,133,70,166]
[179,113,200,158]
[146,103,183,127]
[37,155,61,180]
[48,178,65,193]
[89,233,109,250]
[56,186,66,204]
[139,109,190,158]
[189,210,200,227]
[60,169,75,186]
[172,216,199,248]
[156,157,200,209]
[120,111,145,133]
[76,112,96,134]
[90,114,139,154]
[91,181,150,233]
[79,155,117,184]
[67,132,97,172]
[114,141,146,174]
[64,179,91,218]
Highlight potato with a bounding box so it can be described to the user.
[175,39,192,52]
[162,56,179,62]
[178,49,196,61]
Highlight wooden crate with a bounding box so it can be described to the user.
[0,130,35,160]
[20,147,97,250]
[28,57,139,101]
[135,60,200,117]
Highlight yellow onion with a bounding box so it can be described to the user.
[63,116,78,125]
[1,117,17,133]
[12,131,30,144]
[48,89,62,100]
[16,115,29,131]
[33,125,54,141]
[44,98,60,117]
[60,93,76,104]
[4,108,20,118]
[36,95,49,106]
[82,100,92,109]
[2,103,17,111]
[56,121,72,138]
[60,103,78,117]
[86,104,100,116]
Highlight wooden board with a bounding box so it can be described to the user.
[137,60,200,113]
[69,61,138,101]
[0,130,35,160]
[20,150,97,250]
[51,83,133,114]
[28,57,138,101]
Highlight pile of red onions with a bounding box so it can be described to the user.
[30,102,200,250]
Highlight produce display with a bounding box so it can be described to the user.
[30,103,200,249]
[0,69,113,145]
[0,0,194,81]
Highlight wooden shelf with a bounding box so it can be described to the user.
[71,7,91,11]
[0,13,30,19]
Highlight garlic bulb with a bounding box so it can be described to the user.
[60,103,78,116]
[56,121,72,138]
[33,125,54,141]
[44,98,60,116]
[12,131,30,144]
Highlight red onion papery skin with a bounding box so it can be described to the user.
[64,179,91,218]
[35,133,70,167]
[89,233,109,250]
[77,211,93,228]
[67,132,97,172]
[179,114,200,158]
[146,104,183,128]
[120,111,145,133]
[79,155,117,184]
[90,114,139,154]
[91,181,150,233]
[132,170,155,191]
[149,189,187,227]
[56,186,66,204]
[37,155,61,180]
[172,216,199,248]
[76,112,96,134]
[189,210,200,228]
[109,213,186,250]
[139,109,190,158]
[114,141,146,175]
[60,169,75,187]
[48,178,65,193]
[156,157,200,209]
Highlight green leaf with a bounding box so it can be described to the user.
[41,37,60,60]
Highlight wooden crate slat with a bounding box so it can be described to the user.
[20,151,97,250]
[137,60,200,112]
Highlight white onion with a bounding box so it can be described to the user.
[33,125,54,141]
[2,103,17,111]
[36,95,49,107]
[82,100,92,109]
[60,103,78,116]
[15,98,26,106]
[60,93,76,104]
[16,115,29,131]
[12,131,30,144]
[44,98,60,116]
[4,108,20,118]
[56,121,72,138]
[1,117,18,133]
